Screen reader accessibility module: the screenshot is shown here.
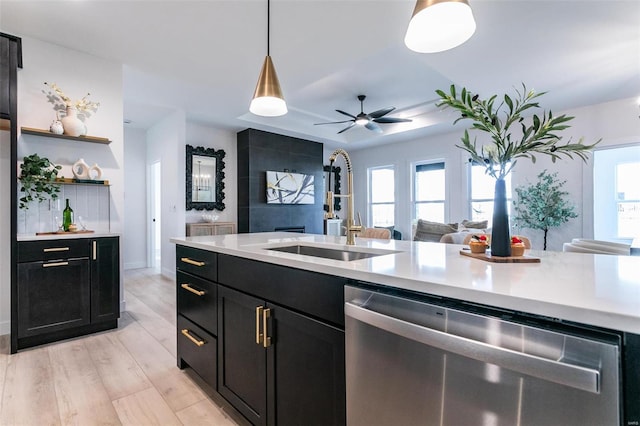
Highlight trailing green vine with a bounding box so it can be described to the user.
[19,154,62,209]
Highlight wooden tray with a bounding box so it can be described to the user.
[460,249,540,263]
[36,230,94,236]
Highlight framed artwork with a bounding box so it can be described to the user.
[266,171,314,204]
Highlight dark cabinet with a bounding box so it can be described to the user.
[15,237,120,350]
[217,254,346,426]
[91,237,120,322]
[218,285,346,426]
[0,35,10,119]
[176,246,218,389]
[17,258,90,337]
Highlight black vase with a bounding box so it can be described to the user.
[491,177,511,257]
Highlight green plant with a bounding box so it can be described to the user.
[512,170,578,250]
[19,154,62,209]
[435,84,600,179]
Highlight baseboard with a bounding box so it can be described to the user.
[161,266,175,281]
[120,299,127,313]
[124,261,147,270]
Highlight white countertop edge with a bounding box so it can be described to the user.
[18,232,120,241]
[171,234,640,335]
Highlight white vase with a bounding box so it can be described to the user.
[61,106,85,137]
[89,163,103,180]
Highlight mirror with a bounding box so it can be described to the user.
[186,144,226,211]
[323,165,341,213]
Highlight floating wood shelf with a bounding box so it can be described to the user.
[21,127,111,144]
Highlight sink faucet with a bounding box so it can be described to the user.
[327,148,362,245]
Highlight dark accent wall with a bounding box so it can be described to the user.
[237,129,324,234]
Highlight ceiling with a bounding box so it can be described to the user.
[1,0,639,150]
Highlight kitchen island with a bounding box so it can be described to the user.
[172,232,640,426]
[172,232,640,334]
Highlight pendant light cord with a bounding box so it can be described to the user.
[267,0,270,56]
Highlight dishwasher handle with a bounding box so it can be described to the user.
[345,301,601,394]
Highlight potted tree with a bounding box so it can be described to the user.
[513,170,578,250]
[18,153,62,209]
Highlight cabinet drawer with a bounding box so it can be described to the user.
[177,271,217,333]
[18,239,90,263]
[178,315,217,388]
[176,245,217,280]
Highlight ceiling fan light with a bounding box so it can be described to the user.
[250,55,288,117]
[355,117,369,126]
[404,0,476,53]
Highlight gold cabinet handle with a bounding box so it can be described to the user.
[263,308,272,348]
[180,257,205,267]
[92,241,97,260]
[43,261,69,268]
[256,306,264,345]
[43,247,69,253]
[181,329,205,347]
[181,283,205,296]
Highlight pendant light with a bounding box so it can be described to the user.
[250,0,287,116]
[404,0,476,53]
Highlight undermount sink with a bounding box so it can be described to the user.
[267,244,398,262]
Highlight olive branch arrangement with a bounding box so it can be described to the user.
[43,82,100,119]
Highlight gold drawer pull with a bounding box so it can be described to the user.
[180,257,205,267]
[43,261,69,268]
[256,306,264,345]
[181,283,205,296]
[181,329,206,347]
[263,308,272,348]
[43,247,70,253]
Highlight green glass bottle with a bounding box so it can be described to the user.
[62,198,74,232]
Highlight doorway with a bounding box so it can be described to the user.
[148,161,161,269]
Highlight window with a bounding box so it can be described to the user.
[470,162,511,222]
[368,166,395,227]
[594,146,640,240]
[414,161,445,222]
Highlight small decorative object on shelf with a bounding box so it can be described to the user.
[43,82,99,137]
[49,112,63,135]
[89,163,103,180]
[469,234,489,254]
[72,158,90,179]
[62,198,74,232]
[511,236,526,257]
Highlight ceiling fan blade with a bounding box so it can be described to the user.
[337,122,356,134]
[368,107,395,119]
[365,121,383,133]
[314,120,354,125]
[335,109,357,119]
[373,117,413,124]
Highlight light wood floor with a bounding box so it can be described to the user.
[0,268,248,426]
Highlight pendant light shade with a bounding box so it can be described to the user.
[250,55,287,117]
[250,0,287,117]
[404,0,476,53]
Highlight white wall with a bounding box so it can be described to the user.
[350,96,640,251]
[0,35,125,334]
[185,122,237,225]
[123,127,147,269]
[146,111,186,279]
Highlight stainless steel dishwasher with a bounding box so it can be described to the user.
[345,285,630,426]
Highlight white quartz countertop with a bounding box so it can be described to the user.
[171,232,640,334]
[18,232,119,241]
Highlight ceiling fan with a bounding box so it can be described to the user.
[315,95,412,134]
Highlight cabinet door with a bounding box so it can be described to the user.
[187,224,213,236]
[214,223,235,235]
[218,286,267,426]
[267,304,346,426]
[17,259,90,337]
[90,237,120,323]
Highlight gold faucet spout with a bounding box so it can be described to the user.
[328,149,361,245]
